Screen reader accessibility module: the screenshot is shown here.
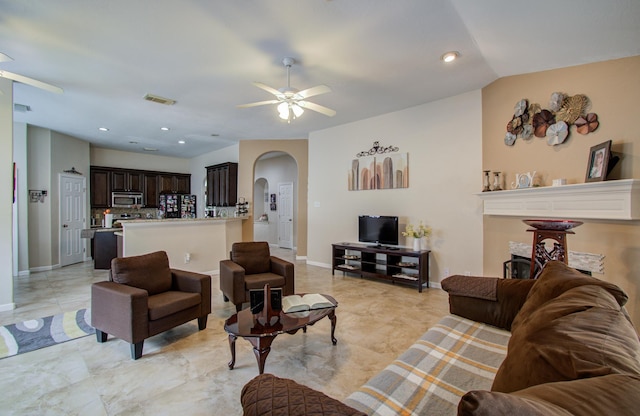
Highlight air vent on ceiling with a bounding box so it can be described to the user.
[14,103,31,112]
[143,93,176,105]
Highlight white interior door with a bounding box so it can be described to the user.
[278,182,293,249]
[60,174,86,266]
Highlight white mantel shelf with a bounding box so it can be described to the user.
[476,179,640,220]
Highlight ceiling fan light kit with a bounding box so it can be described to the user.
[238,57,335,122]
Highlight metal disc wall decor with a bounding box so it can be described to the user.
[503,92,598,146]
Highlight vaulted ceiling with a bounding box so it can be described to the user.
[1,0,639,158]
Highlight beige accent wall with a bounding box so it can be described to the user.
[482,56,640,325]
[238,140,308,257]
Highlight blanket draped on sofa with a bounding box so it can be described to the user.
[344,314,510,415]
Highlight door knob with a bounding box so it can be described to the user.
[63,224,68,228]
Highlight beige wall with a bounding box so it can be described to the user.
[482,56,640,325]
[238,140,308,257]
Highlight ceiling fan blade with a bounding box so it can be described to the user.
[297,85,331,99]
[298,100,336,117]
[252,82,282,97]
[0,70,63,94]
[237,99,280,108]
[0,52,14,63]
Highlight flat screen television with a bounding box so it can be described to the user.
[358,215,399,246]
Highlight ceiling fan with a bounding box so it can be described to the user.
[0,52,63,95]
[238,57,335,122]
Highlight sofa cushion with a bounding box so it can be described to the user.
[231,242,271,275]
[511,261,628,330]
[244,273,286,290]
[460,374,640,416]
[110,251,172,296]
[147,291,201,321]
[492,283,640,393]
[443,276,536,330]
[241,373,365,416]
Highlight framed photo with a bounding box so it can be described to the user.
[585,140,611,182]
[269,193,277,211]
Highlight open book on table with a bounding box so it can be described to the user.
[282,294,334,313]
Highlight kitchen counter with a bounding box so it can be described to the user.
[119,216,246,273]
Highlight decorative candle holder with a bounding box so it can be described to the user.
[482,170,491,192]
[492,171,502,191]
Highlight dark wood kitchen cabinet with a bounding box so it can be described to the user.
[158,174,190,194]
[111,170,143,192]
[90,167,111,208]
[206,162,237,207]
[143,173,159,207]
[90,166,191,208]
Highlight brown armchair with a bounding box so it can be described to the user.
[91,250,211,359]
[220,242,294,312]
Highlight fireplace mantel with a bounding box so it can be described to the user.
[476,179,640,220]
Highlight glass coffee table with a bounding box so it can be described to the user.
[224,294,337,374]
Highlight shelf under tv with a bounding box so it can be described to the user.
[331,242,431,292]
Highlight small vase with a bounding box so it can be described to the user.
[413,238,421,251]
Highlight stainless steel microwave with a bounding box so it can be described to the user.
[112,192,144,208]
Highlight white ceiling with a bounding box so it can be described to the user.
[1,0,639,158]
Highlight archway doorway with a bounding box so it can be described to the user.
[253,152,298,252]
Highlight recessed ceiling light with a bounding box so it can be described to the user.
[98,127,109,132]
[143,147,158,152]
[178,140,186,144]
[160,127,170,131]
[441,51,459,63]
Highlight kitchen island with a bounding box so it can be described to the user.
[119,217,245,274]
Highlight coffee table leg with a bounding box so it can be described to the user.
[248,336,276,374]
[228,334,237,370]
[329,310,337,345]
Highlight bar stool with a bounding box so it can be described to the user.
[523,220,583,278]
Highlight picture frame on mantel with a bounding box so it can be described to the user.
[585,140,611,183]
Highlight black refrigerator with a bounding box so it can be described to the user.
[159,194,197,218]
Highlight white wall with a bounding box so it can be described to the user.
[0,77,15,311]
[189,144,239,217]
[90,147,190,172]
[307,90,484,285]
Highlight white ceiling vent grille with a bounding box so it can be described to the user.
[143,94,176,105]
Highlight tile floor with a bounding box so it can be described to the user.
[0,248,449,415]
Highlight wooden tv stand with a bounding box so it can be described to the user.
[331,242,430,292]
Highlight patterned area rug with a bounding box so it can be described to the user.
[0,309,94,359]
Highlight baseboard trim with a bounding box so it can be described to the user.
[306,260,331,268]
[29,263,61,273]
[0,302,16,312]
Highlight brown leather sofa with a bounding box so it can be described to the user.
[241,261,640,415]
[91,250,211,359]
[219,242,294,312]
